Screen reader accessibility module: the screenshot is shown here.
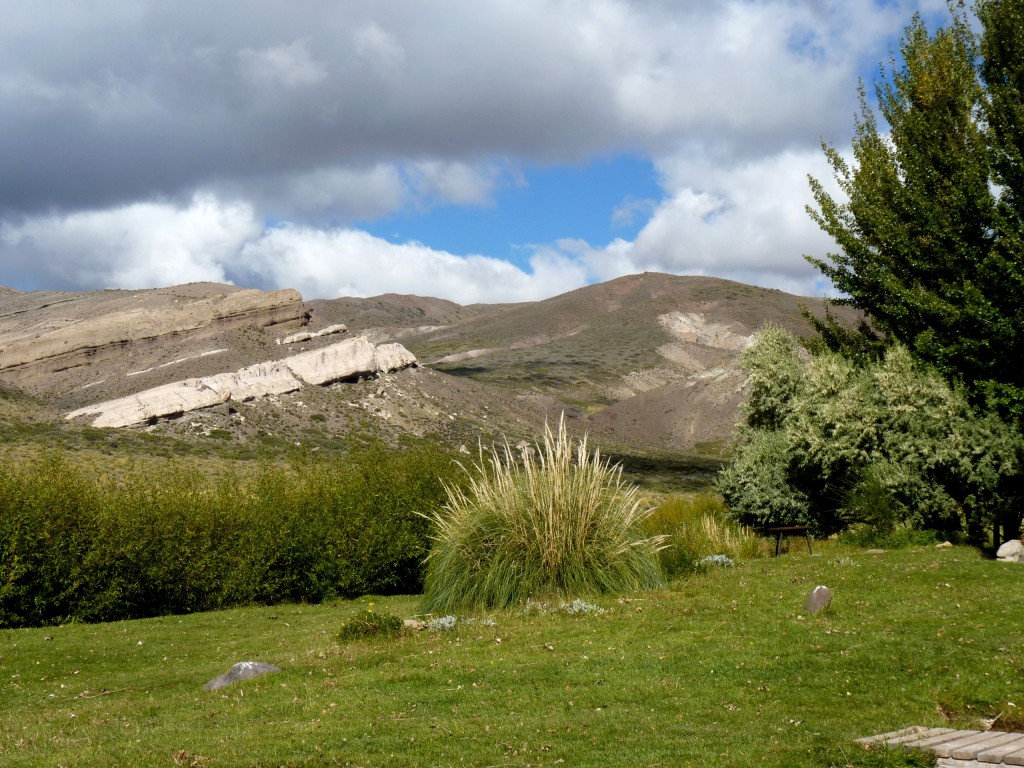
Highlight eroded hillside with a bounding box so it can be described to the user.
[0,273,858,457]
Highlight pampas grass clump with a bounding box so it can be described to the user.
[422,418,666,612]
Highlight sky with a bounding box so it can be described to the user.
[0,0,949,304]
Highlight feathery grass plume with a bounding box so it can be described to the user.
[421,416,666,612]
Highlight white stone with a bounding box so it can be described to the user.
[316,324,348,338]
[284,336,381,385]
[282,324,346,344]
[281,331,315,344]
[68,379,229,428]
[375,342,417,372]
[66,335,415,428]
[997,539,1024,563]
[201,361,301,401]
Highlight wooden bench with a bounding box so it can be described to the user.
[766,525,813,556]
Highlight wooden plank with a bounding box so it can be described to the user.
[999,745,1024,766]
[854,726,931,746]
[906,730,982,751]
[977,739,1024,764]
[886,728,959,747]
[932,731,1005,758]
[951,731,1024,759]
[936,758,995,768]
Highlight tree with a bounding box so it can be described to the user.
[718,327,1022,540]
[806,0,1024,420]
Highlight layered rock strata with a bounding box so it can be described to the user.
[0,285,309,389]
[66,336,417,428]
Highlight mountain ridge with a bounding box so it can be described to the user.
[0,273,857,457]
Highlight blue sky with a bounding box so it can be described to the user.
[0,0,951,303]
[364,155,662,267]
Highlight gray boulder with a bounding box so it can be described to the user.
[997,539,1024,563]
[204,661,281,691]
[805,585,833,614]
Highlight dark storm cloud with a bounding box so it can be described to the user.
[0,0,884,218]
[0,0,938,302]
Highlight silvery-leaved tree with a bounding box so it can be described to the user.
[718,327,1022,540]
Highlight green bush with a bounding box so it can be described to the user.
[421,418,666,613]
[838,523,942,550]
[718,327,1023,539]
[0,442,460,628]
[645,493,764,576]
[337,604,404,642]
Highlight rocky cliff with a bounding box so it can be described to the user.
[0,283,309,393]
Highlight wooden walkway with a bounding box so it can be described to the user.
[857,726,1024,766]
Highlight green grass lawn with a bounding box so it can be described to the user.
[2,545,1022,767]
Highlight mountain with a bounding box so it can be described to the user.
[0,273,857,459]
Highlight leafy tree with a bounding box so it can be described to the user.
[719,327,1022,539]
[806,0,1024,420]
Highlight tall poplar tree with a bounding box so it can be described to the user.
[806,0,1024,420]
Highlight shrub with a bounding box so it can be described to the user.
[719,328,1024,539]
[0,441,461,628]
[421,417,666,612]
[645,493,764,576]
[839,523,942,550]
[337,604,404,642]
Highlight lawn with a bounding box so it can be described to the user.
[2,544,1022,767]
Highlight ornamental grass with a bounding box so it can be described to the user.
[421,417,667,612]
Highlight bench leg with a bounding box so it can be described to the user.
[775,532,782,557]
[804,532,813,555]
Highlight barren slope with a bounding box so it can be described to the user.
[0,273,858,457]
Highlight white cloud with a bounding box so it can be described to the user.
[239,225,588,303]
[0,194,260,290]
[611,196,658,229]
[237,39,327,89]
[0,194,588,303]
[550,146,846,297]
[403,161,502,208]
[353,22,406,79]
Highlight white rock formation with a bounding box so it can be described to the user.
[69,380,231,428]
[283,336,381,385]
[281,323,348,345]
[281,331,316,344]
[205,361,303,401]
[66,336,416,428]
[374,342,418,373]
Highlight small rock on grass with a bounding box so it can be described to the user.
[805,585,832,615]
[204,661,281,691]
